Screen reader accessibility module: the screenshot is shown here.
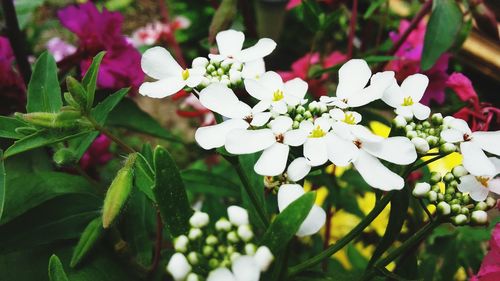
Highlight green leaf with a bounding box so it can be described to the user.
[0,116,27,139]
[421,0,462,70]
[134,153,156,202]
[106,98,180,142]
[82,52,106,109]
[26,52,62,113]
[363,0,385,19]
[14,0,44,29]
[0,150,5,221]
[367,188,409,267]
[70,217,103,268]
[261,192,315,253]
[4,129,93,159]
[181,169,240,197]
[238,154,267,227]
[153,145,192,237]
[48,255,69,281]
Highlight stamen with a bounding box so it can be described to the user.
[402,96,414,106]
[309,126,326,138]
[275,134,284,143]
[343,113,356,125]
[354,139,362,148]
[244,115,253,124]
[182,69,190,80]
[476,176,490,188]
[272,89,284,102]
[463,133,472,141]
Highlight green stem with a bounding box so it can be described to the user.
[87,117,135,154]
[410,154,448,172]
[226,156,269,227]
[287,192,394,277]
[361,219,441,280]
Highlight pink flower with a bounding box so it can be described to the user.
[177,94,215,126]
[79,134,113,170]
[131,16,191,48]
[0,36,26,115]
[386,20,450,105]
[446,72,479,103]
[471,224,500,281]
[58,3,143,90]
[278,51,346,98]
[46,37,76,62]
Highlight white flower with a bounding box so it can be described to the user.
[326,123,417,190]
[207,256,261,281]
[195,84,271,150]
[139,47,205,98]
[277,184,326,237]
[297,117,332,166]
[189,211,209,228]
[225,116,308,176]
[319,59,394,108]
[254,246,274,271]
[241,59,266,80]
[458,157,500,201]
[244,71,308,114]
[440,117,500,176]
[167,253,192,281]
[329,108,362,125]
[382,74,431,120]
[227,205,249,226]
[209,29,277,63]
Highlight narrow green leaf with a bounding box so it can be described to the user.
[27,52,62,113]
[82,52,106,109]
[134,153,156,202]
[106,98,180,142]
[238,154,266,227]
[421,0,462,70]
[70,216,103,268]
[261,192,315,253]
[153,146,192,237]
[0,116,27,139]
[0,150,5,221]
[48,255,69,281]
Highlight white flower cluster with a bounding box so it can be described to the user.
[166,206,274,281]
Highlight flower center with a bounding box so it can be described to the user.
[275,134,284,143]
[476,176,490,188]
[343,113,356,125]
[354,139,362,148]
[243,115,253,124]
[463,133,472,141]
[309,126,326,138]
[402,96,414,106]
[272,89,284,102]
[181,69,190,80]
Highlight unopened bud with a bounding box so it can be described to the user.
[174,235,189,253]
[430,172,442,184]
[443,172,455,183]
[451,204,461,214]
[215,218,232,231]
[189,212,209,228]
[192,57,209,68]
[254,246,274,271]
[412,137,430,154]
[53,148,77,166]
[202,245,214,256]
[471,210,488,225]
[461,207,469,215]
[431,113,443,125]
[188,228,202,240]
[452,165,468,178]
[187,252,199,265]
[393,115,407,128]
[186,273,200,281]
[440,143,456,154]
[205,235,218,245]
[244,243,257,255]
[437,201,451,215]
[66,76,89,111]
[426,136,439,147]
[227,206,249,226]
[452,214,468,226]
[486,197,496,209]
[237,225,254,242]
[227,231,239,243]
[413,182,431,198]
[166,253,191,281]
[475,201,488,211]
[428,190,438,202]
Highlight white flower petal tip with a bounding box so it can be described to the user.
[231,256,261,281]
[207,268,236,281]
[227,205,249,226]
[287,157,312,182]
[167,253,192,281]
[189,211,209,228]
[254,246,274,271]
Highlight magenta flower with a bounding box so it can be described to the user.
[79,134,113,170]
[471,223,500,281]
[386,20,450,105]
[58,3,143,90]
[0,36,26,115]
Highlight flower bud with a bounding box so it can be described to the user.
[451,204,461,214]
[425,136,439,147]
[437,201,451,216]
[431,184,441,193]
[227,206,249,226]
[406,131,418,139]
[166,253,191,281]
[229,71,242,84]
[102,154,136,228]
[208,258,219,269]
[227,231,239,243]
[53,148,77,166]
[461,207,469,215]
[452,214,468,226]
[308,101,319,112]
[189,212,209,228]
[411,137,430,154]
[437,193,444,202]
[245,243,257,255]
[439,143,456,154]
[187,252,199,265]
[452,165,468,178]
[188,228,202,240]
[486,197,496,209]
[206,64,216,72]
[412,182,431,198]
[443,172,455,183]
[202,245,214,256]
[292,121,300,129]
[429,172,442,184]
[230,252,241,262]
[461,194,471,205]
[431,113,443,125]
[186,273,200,281]
[471,210,488,225]
[206,235,218,245]
[254,246,274,271]
[296,105,306,114]
[66,76,89,110]
[294,114,304,122]
[428,190,438,202]
[319,103,327,113]
[192,57,209,68]
[475,201,488,211]
[393,115,407,128]
[215,218,232,231]
[237,225,254,242]
[174,235,189,253]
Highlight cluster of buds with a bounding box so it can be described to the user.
[393,113,456,155]
[286,101,329,130]
[166,206,274,281]
[193,57,244,89]
[412,165,496,226]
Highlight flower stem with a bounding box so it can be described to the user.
[287,191,395,277]
[87,117,136,154]
[410,153,448,172]
[226,155,269,228]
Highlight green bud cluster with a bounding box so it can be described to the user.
[286,101,328,129]
[199,58,243,89]
[412,165,495,226]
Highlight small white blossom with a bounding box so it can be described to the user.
[215,218,232,231]
[457,158,500,201]
[167,253,192,281]
[237,225,254,242]
[413,182,431,198]
[471,210,488,224]
[207,256,261,281]
[227,205,249,226]
[382,74,431,120]
[411,137,430,154]
[174,235,189,252]
[189,211,210,228]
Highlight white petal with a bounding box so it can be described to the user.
[236,38,277,62]
[469,187,490,202]
[259,71,284,92]
[250,112,272,127]
[253,100,272,113]
[353,150,404,190]
[225,129,275,154]
[314,117,331,132]
[284,78,308,105]
[440,129,463,143]
[277,184,304,211]
[141,46,182,80]
[284,129,308,146]
[336,59,371,99]
[461,141,496,176]
[348,71,394,107]
[296,205,326,237]
[488,179,500,195]
[362,137,417,165]
[254,143,289,176]
[457,175,483,194]
[271,100,288,114]
[185,73,204,88]
[199,83,250,118]
[331,122,355,141]
[216,30,245,57]
[326,133,359,166]
[286,157,311,182]
[329,108,345,121]
[254,246,274,272]
[304,138,328,166]
[270,116,293,134]
[242,59,265,79]
[299,120,314,132]
[227,205,249,226]
[449,118,471,134]
[232,256,261,281]
[244,78,269,101]
[207,268,236,281]
[490,157,500,174]
[400,74,429,102]
[195,119,249,149]
[166,253,191,281]
[411,103,431,120]
[139,77,185,98]
[351,125,383,143]
[394,106,414,120]
[473,131,500,156]
[381,80,403,108]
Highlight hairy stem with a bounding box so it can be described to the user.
[88,117,136,154]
